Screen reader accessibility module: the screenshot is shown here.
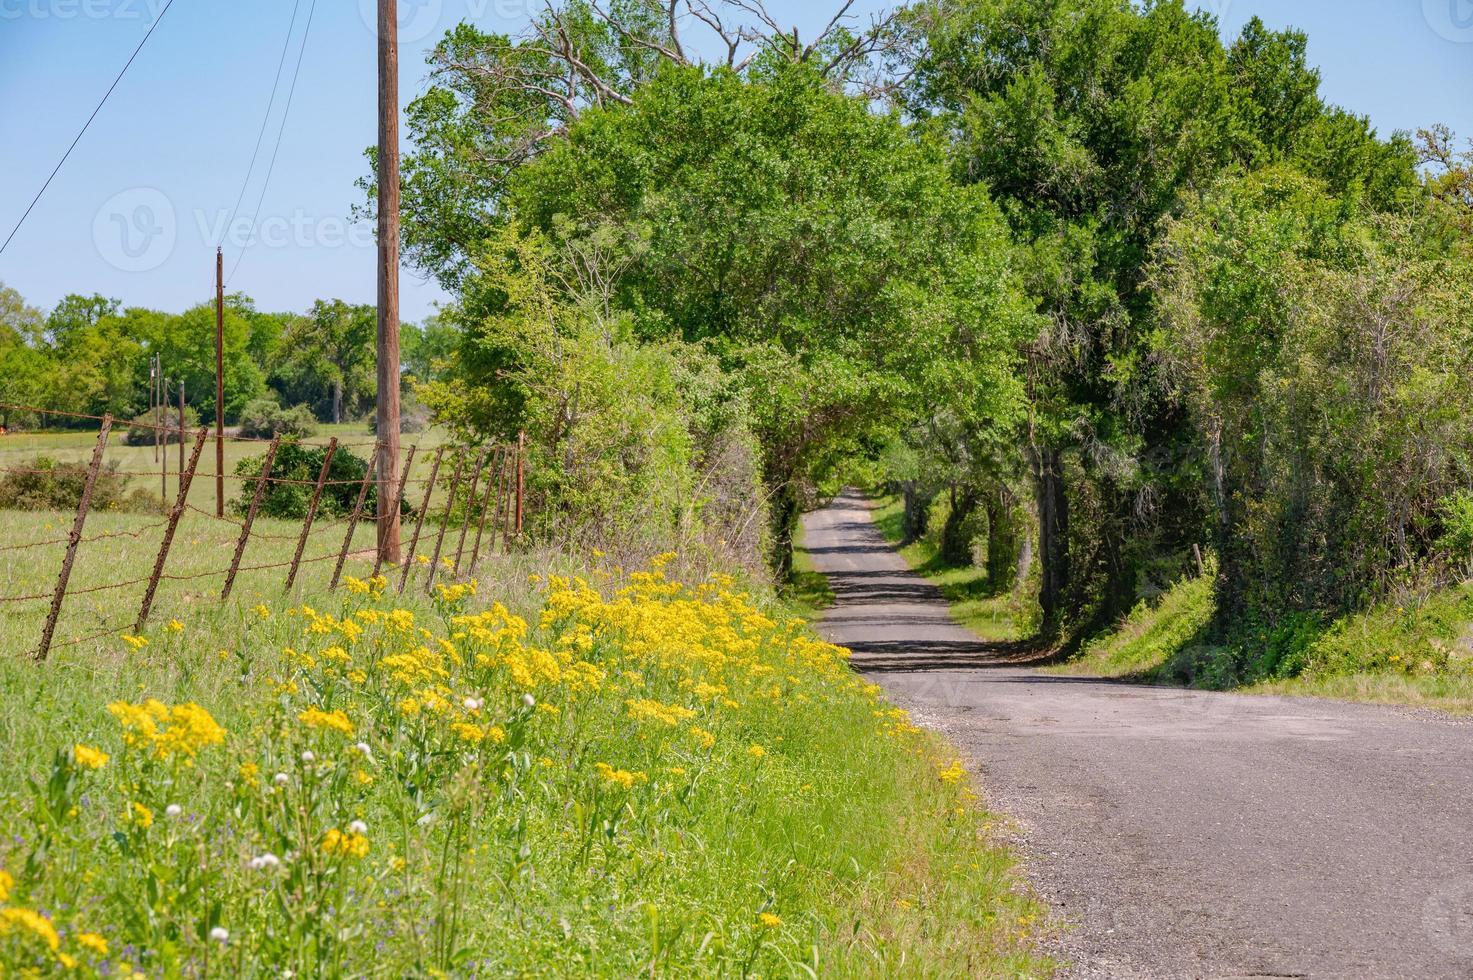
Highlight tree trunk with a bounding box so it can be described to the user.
[331,381,343,425]
[901,480,934,545]
[940,484,981,567]
[985,486,1021,595]
[1033,446,1069,637]
[771,479,800,581]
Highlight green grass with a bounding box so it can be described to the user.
[783,517,835,618]
[0,423,453,515]
[1048,567,1473,714]
[870,495,1033,643]
[0,553,1051,976]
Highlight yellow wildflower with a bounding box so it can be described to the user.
[121,634,148,651]
[757,912,782,929]
[72,744,109,770]
[0,907,60,951]
[747,744,766,759]
[594,762,648,790]
[298,707,355,737]
[77,932,108,955]
[165,618,184,634]
[125,802,154,829]
[321,828,370,859]
[0,868,12,903]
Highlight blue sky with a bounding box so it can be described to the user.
[1,0,1470,323]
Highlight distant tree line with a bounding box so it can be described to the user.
[0,286,456,431]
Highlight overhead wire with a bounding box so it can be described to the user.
[225,0,321,287]
[0,0,179,257]
[216,0,306,250]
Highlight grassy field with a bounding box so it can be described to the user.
[869,495,1033,644]
[0,440,1051,976]
[0,423,454,516]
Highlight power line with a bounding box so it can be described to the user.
[0,0,179,258]
[225,0,320,287]
[217,0,305,250]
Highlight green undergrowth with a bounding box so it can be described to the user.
[783,518,836,618]
[1050,567,1473,714]
[870,496,1033,643]
[0,550,1050,976]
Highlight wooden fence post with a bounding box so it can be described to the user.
[500,448,516,554]
[397,446,445,594]
[36,416,113,661]
[451,447,488,578]
[467,446,503,578]
[284,438,338,592]
[372,444,416,581]
[136,427,208,630]
[515,429,524,536]
[222,436,280,602]
[330,447,379,591]
[424,448,467,595]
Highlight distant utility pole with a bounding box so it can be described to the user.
[215,247,225,517]
[177,379,185,477]
[375,0,403,566]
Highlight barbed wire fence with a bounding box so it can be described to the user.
[0,402,525,661]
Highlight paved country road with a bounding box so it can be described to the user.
[802,491,1473,980]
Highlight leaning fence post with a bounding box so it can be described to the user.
[424,448,467,595]
[136,427,208,630]
[284,438,338,592]
[467,447,503,578]
[222,436,280,602]
[397,446,445,594]
[330,446,379,591]
[372,444,416,581]
[36,415,112,661]
[451,447,488,578]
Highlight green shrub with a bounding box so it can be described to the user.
[238,398,317,440]
[0,455,129,512]
[232,443,406,521]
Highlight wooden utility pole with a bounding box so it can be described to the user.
[215,247,225,517]
[375,0,403,566]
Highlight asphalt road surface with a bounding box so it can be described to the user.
[802,491,1473,979]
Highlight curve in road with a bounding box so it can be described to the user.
[803,491,1473,979]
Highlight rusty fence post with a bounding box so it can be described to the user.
[500,447,516,554]
[425,448,467,595]
[372,444,416,581]
[397,446,444,594]
[467,447,503,578]
[222,436,280,602]
[514,429,524,537]
[136,427,208,630]
[330,446,379,591]
[36,416,113,661]
[451,447,488,578]
[285,438,338,592]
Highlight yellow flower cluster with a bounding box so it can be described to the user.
[298,707,355,736]
[321,828,370,860]
[107,700,226,760]
[73,743,110,770]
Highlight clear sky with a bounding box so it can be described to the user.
[1,0,1469,323]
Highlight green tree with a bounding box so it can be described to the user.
[271,300,376,423]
